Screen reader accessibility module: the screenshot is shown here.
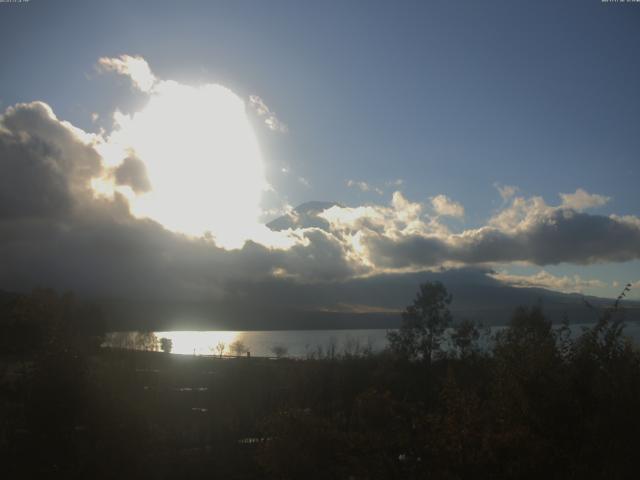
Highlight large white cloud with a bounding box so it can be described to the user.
[1,93,639,306]
[559,188,610,211]
[317,191,640,272]
[98,55,157,92]
[95,55,281,248]
[0,101,357,300]
[430,194,464,218]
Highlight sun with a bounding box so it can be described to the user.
[100,79,269,248]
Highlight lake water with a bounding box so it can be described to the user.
[105,329,389,357]
[104,321,640,358]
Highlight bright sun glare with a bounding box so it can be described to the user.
[155,330,240,355]
[100,80,269,249]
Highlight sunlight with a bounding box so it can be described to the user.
[103,81,269,248]
[155,330,240,355]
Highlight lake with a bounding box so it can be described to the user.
[105,329,389,357]
[104,321,640,358]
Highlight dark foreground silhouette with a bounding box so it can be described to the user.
[1,285,639,479]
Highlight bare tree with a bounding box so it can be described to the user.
[160,337,173,354]
[271,345,288,359]
[215,340,226,358]
[230,339,247,357]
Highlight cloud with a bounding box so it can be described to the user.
[347,180,369,191]
[5,53,640,330]
[346,180,383,195]
[365,208,640,270]
[488,270,606,294]
[1,96,639,312]
[0,101,101,219]
[248,95,288,133]
[319,192,640,271]
[95,62,271,248]
[559,188,610,211]
[298,176,310,187]
[0,101,355,300]
[385,179,404,187]
[430,194,464,218]
[494,183,518,202]
[113,154,151,194]
[98,55,157,92]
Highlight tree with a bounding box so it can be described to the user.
[450,319,483,358]
[160,337,173,354]
[271,345,288,359]
[493,304,556,359]
[387,281,452,363]
[230,339,248,357]
[215,340,226,358]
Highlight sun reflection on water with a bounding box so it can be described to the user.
[155,331,241,355]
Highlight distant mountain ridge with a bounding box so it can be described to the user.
[2,201,638,331]
[2,277,638,332]
[266,201,341,231]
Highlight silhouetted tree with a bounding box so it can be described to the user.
[105,331,158,351]
[271,345,288,358]
[450,319,483,358]
[230,339,247,357]
[387,281,452,363]
[160,337,173,354]
[6,282,640,479]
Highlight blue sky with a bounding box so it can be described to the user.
[0,0,639,300]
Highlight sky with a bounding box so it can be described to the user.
[0,0,639,313]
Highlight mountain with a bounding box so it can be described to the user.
[3,273,638,332]
[3,200,638,332]
[92,268,640,331]
[266,201,341,231]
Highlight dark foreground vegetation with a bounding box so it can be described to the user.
[1,285,639,479]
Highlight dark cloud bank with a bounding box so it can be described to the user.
[1,102,639,329]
